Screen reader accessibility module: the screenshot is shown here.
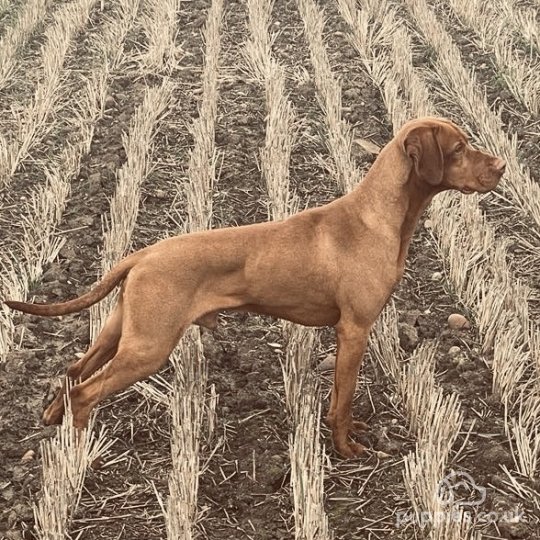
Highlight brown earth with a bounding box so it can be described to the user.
[1,0,539,539]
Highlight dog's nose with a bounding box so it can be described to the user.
[494,158,506,174]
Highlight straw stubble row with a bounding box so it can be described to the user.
[0,0,100,188]
[446,0,540,115]
[0,0,139,362]
[32,4,170,536]
[341,0,540,481]
[334,1,471,537]
[161,0,223,537]
[246,0,330,537]
[0,0,48,91]
[296,0,361,193]
[399,0,540,479]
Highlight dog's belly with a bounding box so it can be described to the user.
[234,303,340,327]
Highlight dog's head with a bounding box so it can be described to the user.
[399,117,505,194]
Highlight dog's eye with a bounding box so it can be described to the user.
[454,143,465,154]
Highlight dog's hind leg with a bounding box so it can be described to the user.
[69,331,185,428]
[42,297,124,426]
[67,274,193,428]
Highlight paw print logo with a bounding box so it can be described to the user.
[437,471,486,509]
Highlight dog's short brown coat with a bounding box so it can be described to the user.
[6,117,505,458]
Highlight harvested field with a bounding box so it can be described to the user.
[0,0,539,538]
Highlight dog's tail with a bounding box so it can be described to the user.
[4,253,139,317]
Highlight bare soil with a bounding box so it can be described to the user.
[1,0,539,539]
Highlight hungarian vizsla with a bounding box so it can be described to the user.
[5,117,505,458]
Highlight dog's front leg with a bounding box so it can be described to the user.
[326,323,370,458]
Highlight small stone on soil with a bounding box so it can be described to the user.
[448,313,471,330]
[20,450,34,463]
[153,189,168,199]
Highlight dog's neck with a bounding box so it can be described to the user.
[350,142,438,267]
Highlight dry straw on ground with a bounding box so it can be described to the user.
[0,77,108,362]
[404,0,540,233]
[244,0,273,83]
[179,0,222,233]
[296,0,361,192]
[246,0,329,534]
[336,0,409,133]
[0,0,99,188]
[289,397,330,540]
[94,0,141,70]
[447,0,540,115]
[497,0,539,52]
[403,449,476,540]
[90,82,172,340]
[370,312,467,536]
[141,0,182,72]
[245,0,297,219]
[163,330,209,540]
[159,0,223,536]
[33,395,113,540]
[0,0,134,363]
[281,323,328,540]
[0,0,47,90]
[261,62,299,221]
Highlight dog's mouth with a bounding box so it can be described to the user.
[461,174,501,195]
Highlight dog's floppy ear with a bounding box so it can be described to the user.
[403,125,444,185]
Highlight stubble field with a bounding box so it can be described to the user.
[0,0,539,538]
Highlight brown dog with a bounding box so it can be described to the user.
[5,117,505,458]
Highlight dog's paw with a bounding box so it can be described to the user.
[42,401,64,425]
[349,419,370,434]
[335,440,368,459]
